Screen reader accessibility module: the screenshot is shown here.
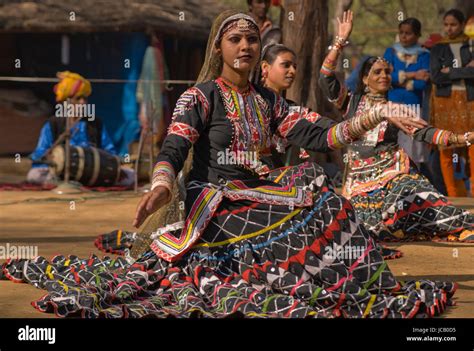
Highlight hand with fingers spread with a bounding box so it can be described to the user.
[132,186,170,228]
[385,116,428,135]
[324,10,353,67]
[337,10,353,41]
[382,102,428,135]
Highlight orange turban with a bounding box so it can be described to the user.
[53,71,92,102]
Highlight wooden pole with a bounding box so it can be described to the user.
[64,112,71,183]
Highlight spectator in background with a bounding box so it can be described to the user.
[383,18,431,178]
[421,33,447,195]
[27,71,134,187]
[430,9,474,197]
[247,0,273,38]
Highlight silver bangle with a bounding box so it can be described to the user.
[328,36,349,51]
[465,132,472,147]
[335,36,349,45]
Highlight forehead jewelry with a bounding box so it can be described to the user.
[237,18,250,31]
[214,14,259,46]
[367,57,390,78]
[222,18,257,36]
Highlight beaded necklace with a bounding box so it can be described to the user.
[215,77,271,174]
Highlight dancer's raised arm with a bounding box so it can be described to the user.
[318,11,353,111]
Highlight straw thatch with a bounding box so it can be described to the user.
[0,0,229,38]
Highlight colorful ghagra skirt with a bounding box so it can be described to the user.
[350,171,474,242]
[1,162,457,318]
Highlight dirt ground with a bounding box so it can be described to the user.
[0,189,472,318]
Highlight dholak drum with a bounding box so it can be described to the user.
[49,145,121,186]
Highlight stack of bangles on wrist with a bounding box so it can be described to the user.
[347,106,384,138]
[322,57,336,75]
[328,36,349,51]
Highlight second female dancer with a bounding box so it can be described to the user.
[320,10,474,242]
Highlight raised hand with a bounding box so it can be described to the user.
[337,10,353,41]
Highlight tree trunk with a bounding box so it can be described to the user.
[280,0,329,112]
[280,0,344,174]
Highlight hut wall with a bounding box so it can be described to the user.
[0,31,206,156]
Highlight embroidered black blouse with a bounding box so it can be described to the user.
[151,77,384,191]
[318,64,453,197]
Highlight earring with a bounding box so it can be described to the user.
[364,85,370,93]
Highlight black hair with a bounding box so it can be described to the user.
[355,56,389,95]
[399,17,422,37]
[253,43,296,86]
[443,8,466,24]
[262,44,296,64]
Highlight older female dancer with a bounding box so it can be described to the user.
[2,10,455,318]
[319,10,474,243]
